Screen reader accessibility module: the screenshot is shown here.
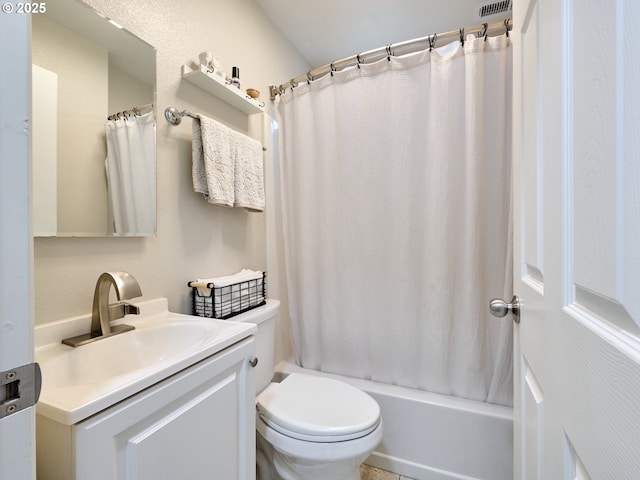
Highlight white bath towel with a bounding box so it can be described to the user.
[192,114,264,211]
[192,115,234,207]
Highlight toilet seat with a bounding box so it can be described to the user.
[256,373,381,443]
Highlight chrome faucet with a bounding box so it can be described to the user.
[62,272,142,347]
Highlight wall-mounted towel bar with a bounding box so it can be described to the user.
[164,106,267,151]
[164,106,198,125]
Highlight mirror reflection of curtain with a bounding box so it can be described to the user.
[105,111,156,235]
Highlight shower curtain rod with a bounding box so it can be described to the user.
[107,102,153,120]
[269,18,512,100]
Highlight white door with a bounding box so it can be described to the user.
[0,9,36,480]
[510,0,640,478]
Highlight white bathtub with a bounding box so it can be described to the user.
[276,362,513,480]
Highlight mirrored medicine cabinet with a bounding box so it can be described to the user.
[31,0,157,237]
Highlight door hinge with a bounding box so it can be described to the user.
[0,363,42,419]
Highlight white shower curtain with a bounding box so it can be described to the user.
[276,34,513,406]
[105,111,156,235]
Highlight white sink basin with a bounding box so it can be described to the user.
[35,298,256,425]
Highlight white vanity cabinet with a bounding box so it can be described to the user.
[36,337,256,480]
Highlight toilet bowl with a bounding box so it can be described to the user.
[233,300,383,480]
[256,373,383,480]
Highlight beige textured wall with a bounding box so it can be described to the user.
[33,0,309,365]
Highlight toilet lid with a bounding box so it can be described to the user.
[256,373,380,442]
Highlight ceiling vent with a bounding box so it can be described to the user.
[476,0,512,21]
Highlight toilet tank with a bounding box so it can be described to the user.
[232,299,280,393]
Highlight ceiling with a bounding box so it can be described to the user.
[254,0,512,69]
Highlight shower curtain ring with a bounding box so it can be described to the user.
[460,27,465,46]
[429,34,437,51]
[504,19,510,37]
[480,23,488,39]
[356,54,363,68]
[330,63,336,77]
[386,45,392,61]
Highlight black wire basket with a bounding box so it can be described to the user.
[188,272,267,319]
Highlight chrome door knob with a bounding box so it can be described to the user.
[489,295,521,323]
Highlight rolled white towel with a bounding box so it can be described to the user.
[198,269,263,288]
[196,269,263,298]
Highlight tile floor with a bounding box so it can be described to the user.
[360,464,417,480]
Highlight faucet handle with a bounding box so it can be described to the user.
[122,303,140,315]
[108,301,141,321]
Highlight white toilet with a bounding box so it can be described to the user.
[235,299,383,480]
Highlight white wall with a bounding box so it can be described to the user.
[33,0,309,366]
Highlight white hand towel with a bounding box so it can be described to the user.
[192,115,234,207]
[192,114,264,211]
[233,134,265,212]
[191,119,208,197]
